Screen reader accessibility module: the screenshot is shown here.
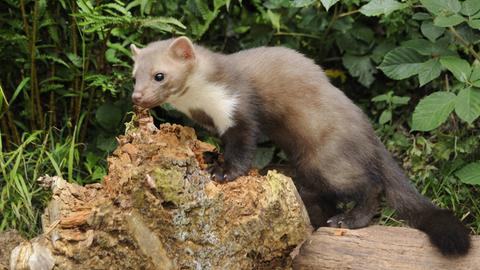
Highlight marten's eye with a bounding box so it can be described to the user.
[154,73,165,82]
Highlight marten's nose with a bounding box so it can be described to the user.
[132,92,142,104]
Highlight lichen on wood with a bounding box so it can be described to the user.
[8,108,312,270]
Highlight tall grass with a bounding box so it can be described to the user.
[0,0,184,235]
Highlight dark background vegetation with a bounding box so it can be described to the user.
[1,0,479,237]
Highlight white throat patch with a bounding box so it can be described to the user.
[167,73,239,135]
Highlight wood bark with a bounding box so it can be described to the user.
[293,225,479,270]
[7,108,312,270]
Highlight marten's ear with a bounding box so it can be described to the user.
[130,44,140,58]
[168,37,195,61]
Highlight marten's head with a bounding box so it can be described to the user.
[130,37,196,108]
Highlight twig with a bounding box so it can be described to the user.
[274,31,322,40]
[448,26,480,62]
[338,9,360,18]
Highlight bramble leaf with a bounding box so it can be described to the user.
[455,87,480,124]
[379,47,427,80]
[412,92,456,131]
[455,162,480,185]
[360,0,407,16]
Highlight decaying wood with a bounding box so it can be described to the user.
[6,108,476,270]
[293,225,479,270]
[8,108,312,270]
[0,230,25,270]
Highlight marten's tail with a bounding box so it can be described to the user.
[379,146,470,256]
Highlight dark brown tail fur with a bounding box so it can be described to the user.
[380,146,471,256]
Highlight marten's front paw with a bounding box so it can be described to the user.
[326,213,370,229]
[210,165,227,182]
[208,165,240,182]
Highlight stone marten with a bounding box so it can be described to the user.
[130,37,470,256]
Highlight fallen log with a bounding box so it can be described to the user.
[293,225,479,270]
[8,108,311,270]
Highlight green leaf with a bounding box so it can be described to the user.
[77,0,94,13]
[372,93,390,102]
[418,59,442,86]
[291,0,316,7]
[461,0,480,16]
[66,53,82,68]
[371,42,396,64]
[455,87,480,124]
[10,77,30,106]
[91,166,106,181]
[140,0,150,15]
[264,0,291,9]
[440,56,471,82]
[105,48,121,63]
[470,63,480,83]
[103,3,130,15]
[267,10,281,31]
[360,0,407,16]
[420,0,461,15]
[411,92,456,131]
[95,103,123,131]
[379,47,427,80]
[468,19,480,30]
[96,135,117,152]
[320,0,339,11]
[379,110,392,124]
[213,0,227,10]
[233,26,250,34]
[421,21,445,41]
[342,54,376,87]
[391,96,410,105]
[401,39,455,56]
[433,14,466,27]
[454,21,480,44]
[253,147,275,169]
[351,26,375,43]
[455,162,480,185]
[413,12,432,20]
[38,0,47,17]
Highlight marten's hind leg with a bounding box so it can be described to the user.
[296,183,340,228]
[327,182,382,228]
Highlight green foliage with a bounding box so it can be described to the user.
[412,92,456,131]
[456,162,480,185]
[371,0,480,202]
[378,0,480,131]
[372,91,410,125]
[1,0,479,236]
[455,87,480,124]
[319,0,339,11]
[440,56,471,82]
[379,47,427,80]
[360,0,407,17]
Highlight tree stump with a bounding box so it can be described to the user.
[8,109,312,270]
